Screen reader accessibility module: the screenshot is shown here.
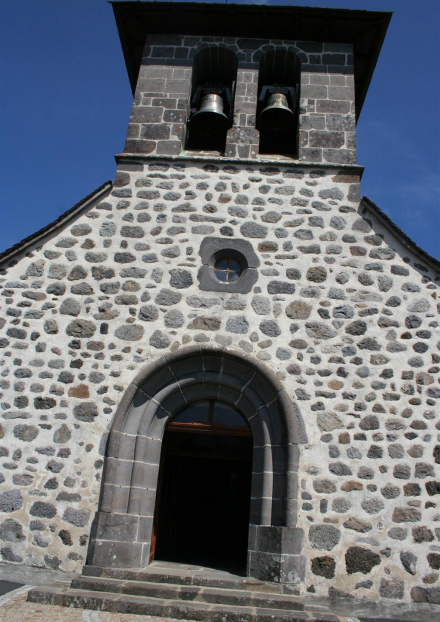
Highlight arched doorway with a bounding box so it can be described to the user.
[87,346,306,585]
[152,400,252,573]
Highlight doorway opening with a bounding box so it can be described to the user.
[152,400,253,574]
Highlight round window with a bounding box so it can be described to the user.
[198,239,258,293]
[213,258,242,283]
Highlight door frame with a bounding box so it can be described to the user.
[87,346,306,584]
[150,398,253,564]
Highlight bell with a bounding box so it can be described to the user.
[258,93,295,133]
[191,93,229,137]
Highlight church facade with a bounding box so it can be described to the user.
[0,2,439,606]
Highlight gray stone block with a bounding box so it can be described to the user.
[252,526,304,556]
[91,540,143,568]
[107,430,136,461]
[128,487,157,517]
[323,148,356,164]
[247,551,281,583]
[96,512,139,542]
[105,457,133,488]
[309,131,345,148]
[157,140,182,155]
[100,483,130,514]
[280,554,307,584]
[130,461,159,489]
[131,107,164,124]
[316,100,351,113]
[138,516,154,542]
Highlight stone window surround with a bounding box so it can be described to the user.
[197,237,260,293]
[87,346,307,584]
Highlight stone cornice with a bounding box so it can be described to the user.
[115,152,365,177]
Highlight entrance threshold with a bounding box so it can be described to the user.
[149,559,248,580]
[82,559,294,594]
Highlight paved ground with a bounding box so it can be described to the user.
[0,565,211,622]
[0,581,23,597]
[304,594,437,622]
[0,563,78,587]
[306,594,437,622]
[0,590,198,622]
[0,563,438,622]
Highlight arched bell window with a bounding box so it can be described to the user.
[257,50,301,157]
[187,47,238,153]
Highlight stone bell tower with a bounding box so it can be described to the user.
[118,2,363,164]
[4,1,440,613]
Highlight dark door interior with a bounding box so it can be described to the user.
[153,400,253,573]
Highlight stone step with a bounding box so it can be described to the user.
[71,575,305,610]
[83,564,291,594]
[27,584,343,622]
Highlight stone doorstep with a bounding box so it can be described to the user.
[83,564,290,593]
[70,575,305,610]
[27,585,343,622]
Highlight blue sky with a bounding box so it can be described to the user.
[1,0,439,259]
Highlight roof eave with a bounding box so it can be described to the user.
[360,196,440,274]
[111,1,392,121]
[0,181,113,268]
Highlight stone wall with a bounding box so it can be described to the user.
[125,34,355,163]
[0,158,439,603]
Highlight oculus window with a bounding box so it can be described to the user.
[198,237,259,294]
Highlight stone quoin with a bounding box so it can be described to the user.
[0,0,439,611]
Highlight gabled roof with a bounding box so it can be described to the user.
[0,182,112,267]
[112,1,392,121]
[361,196,440,274]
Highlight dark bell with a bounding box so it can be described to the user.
[191,93,229,137]
[258,93,295,133]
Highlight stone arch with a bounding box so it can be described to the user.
[88,346,306,583]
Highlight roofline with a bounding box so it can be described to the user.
[360,196,440,274]
[111,1,392,122]
[0,181,113,268]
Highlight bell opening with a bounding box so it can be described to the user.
[187,47,237,153]
[257,50,301,158]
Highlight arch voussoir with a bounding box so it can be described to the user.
[87,346,306,584]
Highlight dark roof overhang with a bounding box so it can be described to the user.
[111,1,392,121]
[361,196,440,274]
